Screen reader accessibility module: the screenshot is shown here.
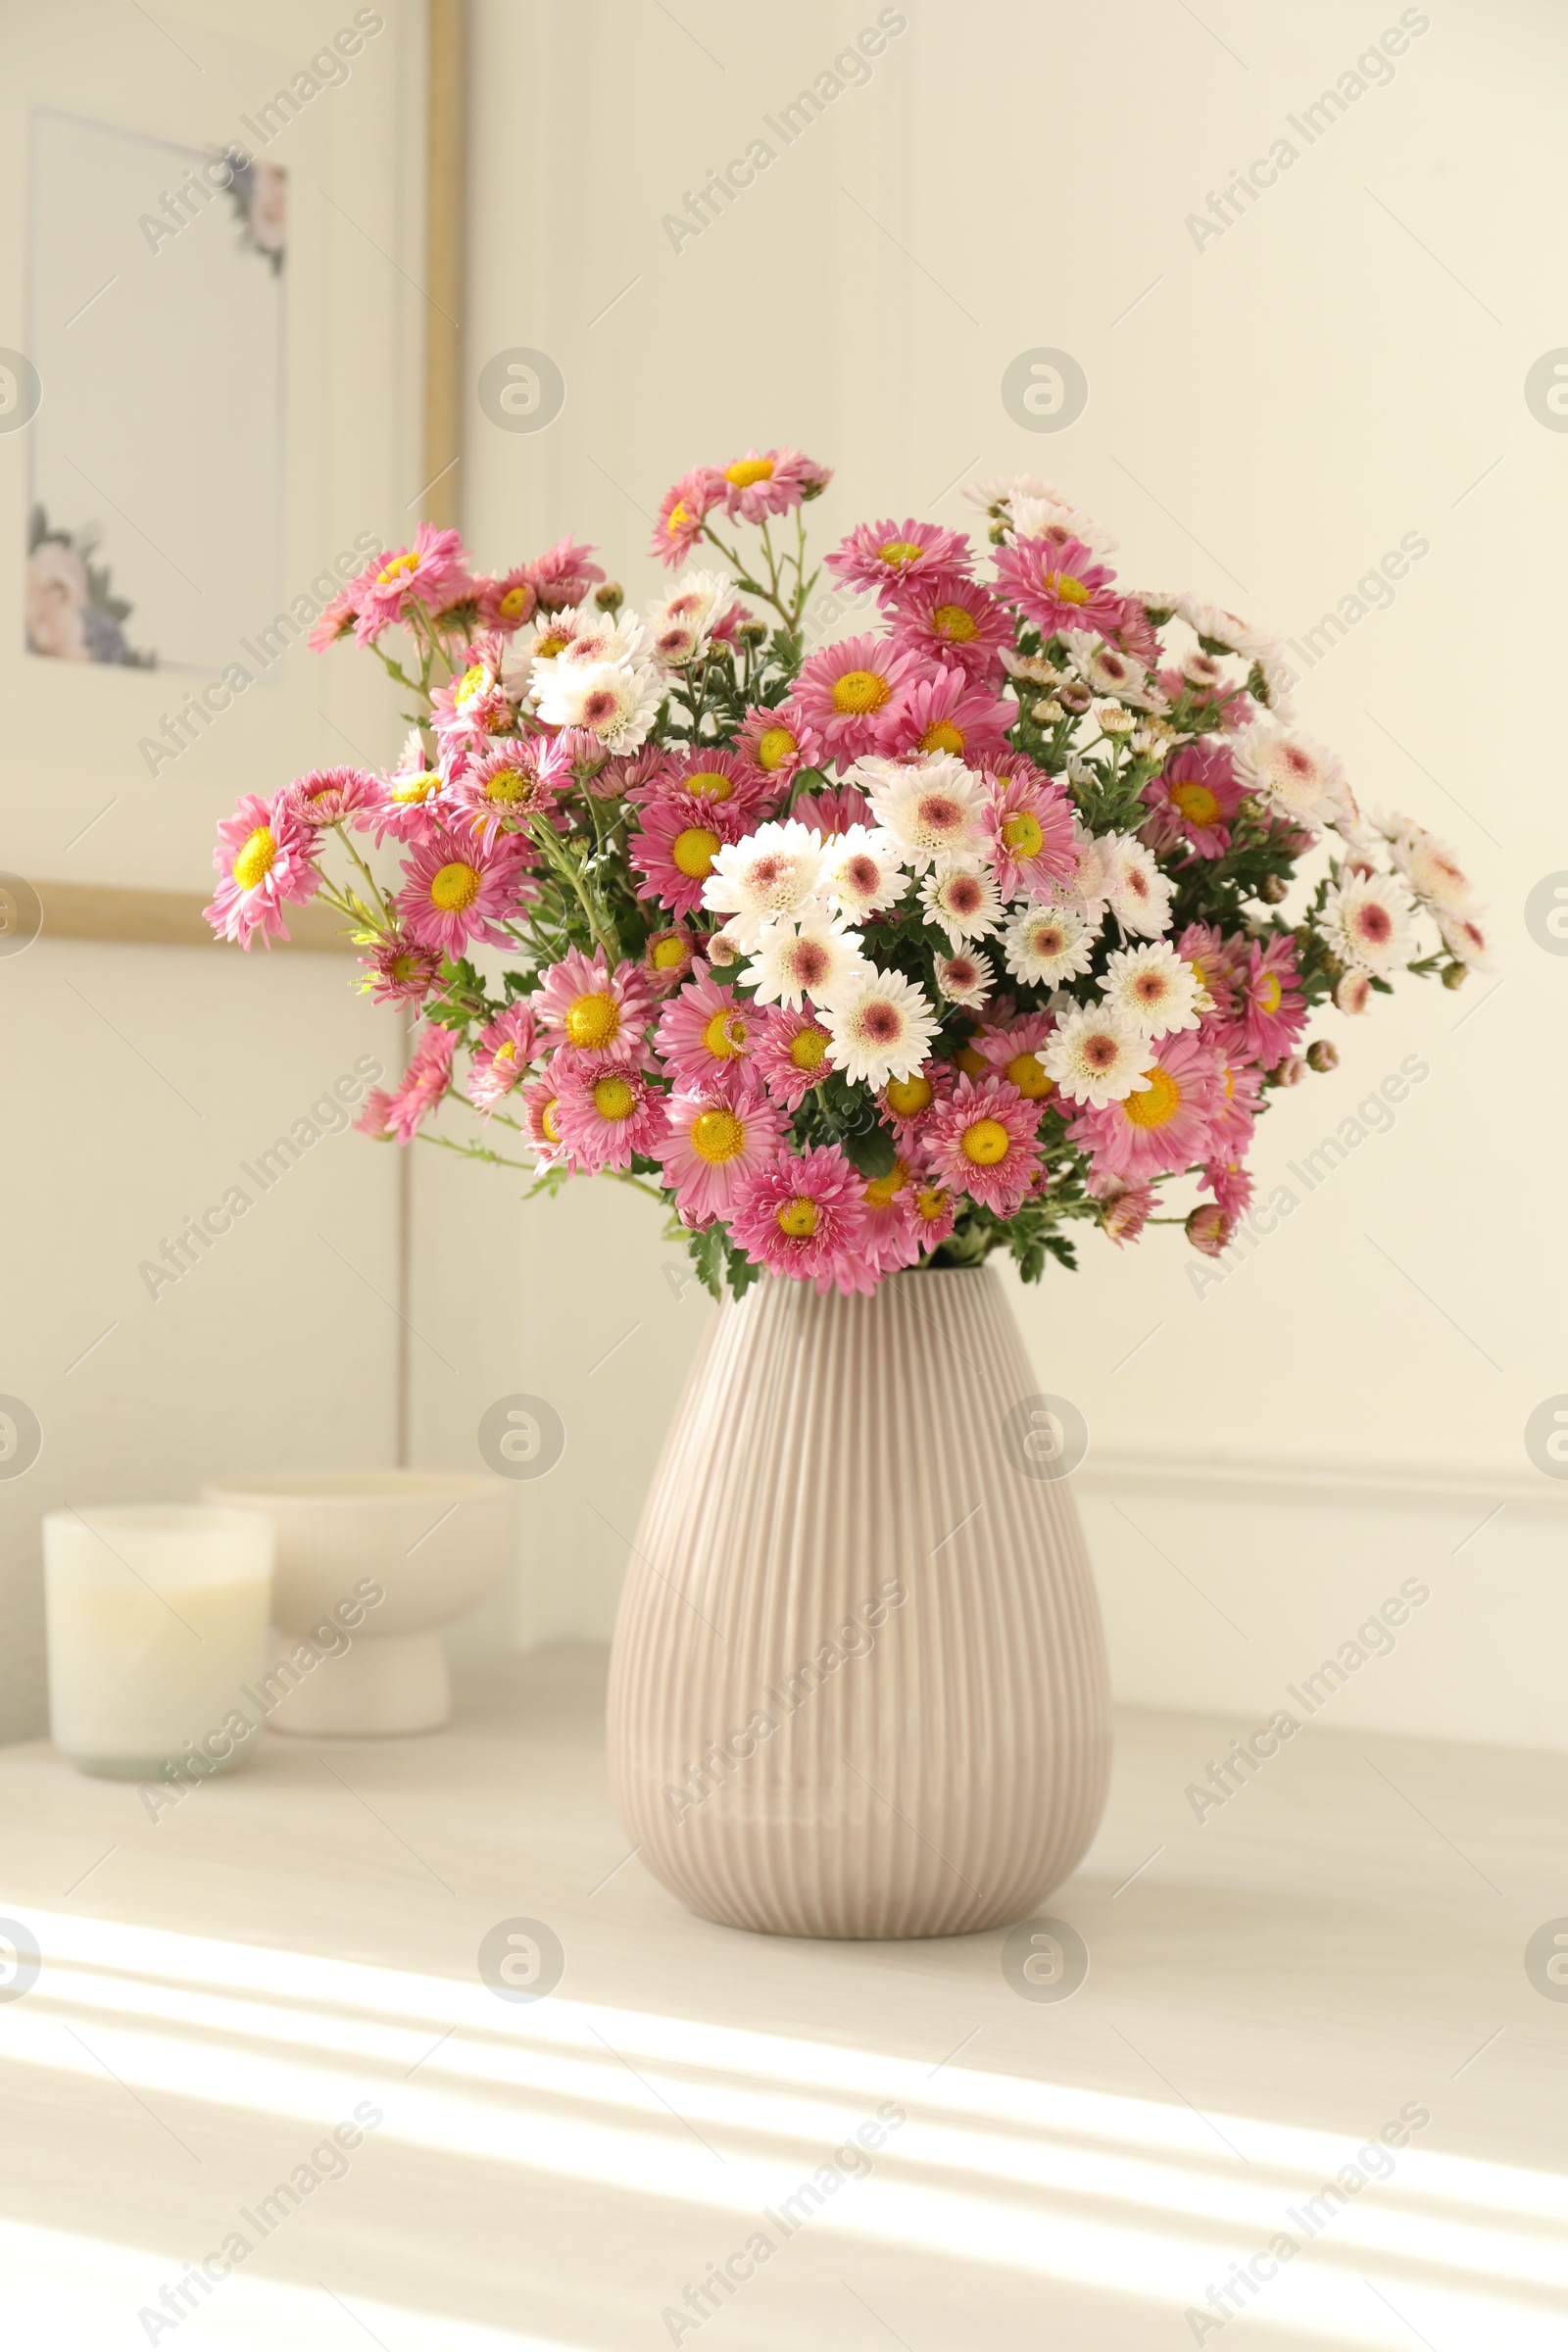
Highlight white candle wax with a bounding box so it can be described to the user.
[43,1506,273,1779]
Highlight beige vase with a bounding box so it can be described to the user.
[607,1263,1111,1939]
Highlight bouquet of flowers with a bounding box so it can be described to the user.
[205,448,1488,1298]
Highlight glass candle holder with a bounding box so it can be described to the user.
[43,1505,273,1781]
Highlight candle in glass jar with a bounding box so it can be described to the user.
[43,1506,273,1780]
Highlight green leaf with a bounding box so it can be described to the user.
[841,1123,897,1179]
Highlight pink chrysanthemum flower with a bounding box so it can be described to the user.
[368,763,446,847]
[642,926,699,995]
[308,586,363,652]
[1177,921,1245,1028]
[729,1144,868,1292]
[792,634,921,763]
[1226,936,1305,1067]
[877,1062,954,1151]
[466,1004,539,1114]
[361,930,441,1006]
[976,1010,1058,1108]
[994,532,1126,643]
[1088,1172,1156,1249]
[657,746,772,817]
[1067,1031,1222,1184]
[752,1004,835,1110]
[519,1065,570,1168]
[353,1088,396,1140]
[1142,740,1244,859]
[630,792,752,917]
[921,1074,1046,1216]
[1208,1048,1263,1158]
[1199,1158,1254,1222]
[284,765,379,832]
[910,1178,957,1253]
[653,963,762,1096]
[982,758,1077,902]
[877,663,1015,764]
[857,1157,925,1277]
[354,525,472,644]
[823,518,973,602]
[395,828,529,958]
[551,1058,666,1173]
[476,568,540,633]
[443,737,568,849]
[430,632,514,743]
[733,703,825,792]
[1155,661,1252,734]
[652,1084,784,1223]
[651,466,726,566]
[789,782,871,837]
[534,946,655,1066]
[368,1024,456,1145]
[525,536,606,612]
[715,448,831,523]
[205,793,319,950]
[886,572,1011,679]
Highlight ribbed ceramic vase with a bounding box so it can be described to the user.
[607,1264,1111,1939]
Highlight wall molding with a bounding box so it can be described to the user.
[1078,1449,1560,1520]
[26,879,355,955]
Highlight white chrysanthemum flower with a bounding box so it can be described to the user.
[1043,1003,1152,1108]
[644,568,736,668]
[1001,900,1100,985]
[530,657,662,753]
[918,863,1004,947]
[1435,905,1492,971]
[702,819,827,947]
[1176,597,1259,656]
[1232,724,1345,826]
[819,824,908,922]
[741,915,871,1011]
[1318,871,1415,975]
[856,752,990,873]
[1101,941,1208,1040]
[1006,492,1119,559]
[1382,819,1473,909]
[962,471,1072,516]
[934,949,996,1008]
[1059,631,1165,711]
[1101,834,1175,937]
[821,967,940,1088]
[528,601,651,683]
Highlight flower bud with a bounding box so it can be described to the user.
[1305,1040,1339,1072]
[1056,681,1092,714]
[706,928,741,969]
[593,581,623,612]
[1185,1203,1232,1257]
[1442,959,1468,990]
[1274,1054,1307,1087]
[737,620,768,647]
[1256,872,1290,905]
[1334,970,1371,1015]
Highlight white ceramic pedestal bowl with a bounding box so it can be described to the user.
[200,1470,513,1737]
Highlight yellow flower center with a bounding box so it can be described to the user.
[1042,568,1090,606]
[690,1106,746,1164]
[933,604,978,643]
[534,629,570,658]
[725,457,775,489]
[232,827,275,890]
[702,1005,748,1060]
[915,1185,948,1223]
[960,1117,1012,1167]
[1004,1052,1054,1102]
[651,934,689,970]
[756,725,797,772]
[1002,810,1044,858]
[592,1075,636,1121]
[375,550,420,585]
[541,1100,561,1144]
[776,1196,818,1238]
[919,720,965,756]
[431,860,480,911]
[1257,973,1282,1014]
[565,991,620,1050]
[885,1072,933,1117]
[1171,780,1221,826]
[863,1158,909,1207]
[877,539,925,567]
[831,668,890,715]
[485,768,529,803]
[1123,1066,1181,1129]
[672,826,721,880]
[495,1041,517,1065]
[685,769,733,802]
[666,500,691,535]
[788,1026,829,1073]
[500,584,531,620]
[393,771,441,805]
[955,1046,988,1078]
[455,662,487,707]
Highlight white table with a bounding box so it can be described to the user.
[1,1645,1563,2350]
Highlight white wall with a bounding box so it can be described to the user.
[438,0,1568,1741]
[0,0,428,1736]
